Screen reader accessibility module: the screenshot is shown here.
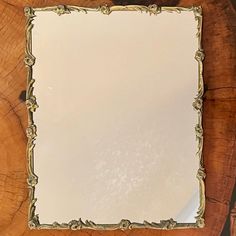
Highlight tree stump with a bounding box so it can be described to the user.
[0,0,235,235]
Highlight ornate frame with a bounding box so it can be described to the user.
[25,4,205,230]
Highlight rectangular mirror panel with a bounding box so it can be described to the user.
[25,5,205,230]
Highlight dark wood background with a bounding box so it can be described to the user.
[0,0,235,235]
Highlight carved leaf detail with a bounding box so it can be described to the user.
[119,219,131,230]
[160,218,177,229]
[195,124,203,138]
[193,98,203,110]
[26,95,39,112]
[24,55,35,66]
[147,4,161,15]
[53,5,71,16]
[26,124,37,139]
[27,174,38,186]
[29,214,40,229]
[100,5,111,15]
[195,49,205,61]
[24,7,35,17]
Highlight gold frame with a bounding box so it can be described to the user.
[25,4,205,230]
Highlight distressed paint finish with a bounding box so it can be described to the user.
[0,0,235,236]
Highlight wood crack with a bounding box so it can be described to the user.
[206,196,230,205]
[9,195,28,225]
[0,92,26,140]
[0,60,22,82]
[1,0,19,8]
[206,86,236,91]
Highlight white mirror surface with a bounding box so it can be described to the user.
[29,6,203,228]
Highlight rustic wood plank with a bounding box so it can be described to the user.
[0,0,235,235]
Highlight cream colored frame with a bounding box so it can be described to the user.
[25,4,205,230]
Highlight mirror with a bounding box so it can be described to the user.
[25,5,205,230]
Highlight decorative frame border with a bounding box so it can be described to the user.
[25,4,205,230]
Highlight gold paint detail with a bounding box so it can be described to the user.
[119,219,132,230]
[99,5,111,15]
[25,5,205,230]
[26,124,37,139]
[53,5,71,15]
[193,97,203,110]
[29,214,40,229]
[193,5,205,228]
[24,56,35,66]
[25,9,40,231]
[160,218,178,230]
[195,49,205,61]
[26,95,39,112]
[26,79,39,112]
[24,6,35,18]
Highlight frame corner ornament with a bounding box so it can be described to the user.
[193,5,202,18]
[29,214,40,229]
[196,216,205,227]
[24,6,35,18]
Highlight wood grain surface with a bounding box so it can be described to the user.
[0,0,235,235]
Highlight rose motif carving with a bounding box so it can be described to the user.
[148,4,161,15]
[24,56,35,66]
[196,217,205,228]
[193,6,202,18]
[26,124,37,139]
[53,5,71,16]
[119,219,131,230]
[160,218,177,229]
[100,5,111,15]
[197,167,206,179]
[27,175,38,186]
[68,219,83,230]
[24,7,35,18]
[192,98,203,110]
[26,95,39,112]
[195,49,205,61]
[195,124,203,138]
[28,215,40,229]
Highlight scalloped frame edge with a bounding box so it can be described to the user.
[25,4,205,230]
